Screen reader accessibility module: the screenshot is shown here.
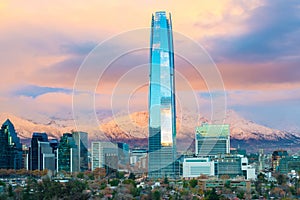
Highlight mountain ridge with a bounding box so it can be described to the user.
[0,111,299,152]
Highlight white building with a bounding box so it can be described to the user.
[241,157,256,180]
[183,157,215,178]
[91,141,118,171]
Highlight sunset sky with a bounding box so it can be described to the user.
[0,0,299,131]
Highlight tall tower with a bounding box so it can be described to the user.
[148,11,176,178]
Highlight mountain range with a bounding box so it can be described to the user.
[0,111,299,153]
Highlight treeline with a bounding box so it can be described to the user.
[0,169,48,178]
[0,177,89,200]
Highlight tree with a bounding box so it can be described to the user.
[204,188,220,200]
[128,173,136,180]
[116,171,125,179]
[189,179,198,188]
[236,190,245,199]
[164,177,169,184]
[8,184,14,197]
[276,174,287,185]
[152,190,161,200]
[93,167,106,179]
[77,172,84,179]
[123,179,136,187]
[109,179,120,186]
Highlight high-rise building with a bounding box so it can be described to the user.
[0,119,23,169]
[57,133,79,172]
[49,139,59,170]
[117,142,129,166]
[195,124,230,156]
[28,132,55,171]
[215,155,242,178]
[148,11,177,178]
[278,156,300,174]
[272,149,288,172]
[91,141,118,171]
[72,131,88,172]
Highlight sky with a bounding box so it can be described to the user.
[0,0,299,131]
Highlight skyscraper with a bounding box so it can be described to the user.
[28,132,55,171]
[195,124,230,156]
[57,133,79,172]
[148,11,176,178]
[91,141,118,171]
[72,131,88,172]
[0,119,23,169]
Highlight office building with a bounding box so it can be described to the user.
[72,131,88,172]
[130,148,147,166]
[279,156,300,174]
[195,124,230,156]
[148,11,177,178]
[117,142,129,166]
[182,157,215,178]
[49,139,59,170]
[0,119,23,169]
[215,155,242,178]
[91,141,118,171]
[272,149,288,172]
[57,133,79,172]
[28,132,55,171]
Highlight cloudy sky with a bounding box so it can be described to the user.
[0,0,299,131]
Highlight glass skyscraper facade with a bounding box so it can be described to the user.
[0,119,23,169]
[72,131,89,172]
[195,124,230,156]
[148,11,177,178]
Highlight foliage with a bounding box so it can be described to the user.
[116,171,125,179]
[20,177,89,200]
[236,190,245,199]
[128,173,136,180]
[77,172,84,179]
[205,188,220,200]
[123,179,136,187]
[164,177,169,184]
[151,190,161,200]
[183,180,188,188]
[189,179,198,188]
[276,174,287,185]
[130,186,141,197]
[109,179,120,186]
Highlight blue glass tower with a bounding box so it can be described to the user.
[148,11,176,178]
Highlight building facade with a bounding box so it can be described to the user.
[148,11,177,178]
[195,124,230,156]
[215,155,242,178]
[72,131,88,172]
[182,157,215,178]
[117,142,129,166]
[91,141,118,171]
[279,156,300,174]
[57,133,79,172]
[0,119,23,169]
[28,132,55,171]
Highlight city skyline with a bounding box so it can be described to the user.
[0,1,299,133]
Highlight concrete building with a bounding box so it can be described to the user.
[182,157,215,178]
[91,141,118,171]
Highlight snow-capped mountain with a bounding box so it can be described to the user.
[0,111,299,152]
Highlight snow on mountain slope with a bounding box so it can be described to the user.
[0,110,299,151]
